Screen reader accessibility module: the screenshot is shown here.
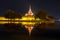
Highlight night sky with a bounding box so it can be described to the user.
[0,0,60,18]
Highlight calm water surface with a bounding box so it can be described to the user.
[0,21,60,40]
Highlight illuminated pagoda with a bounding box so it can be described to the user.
[21,5,36,35]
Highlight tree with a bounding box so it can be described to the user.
[5,9,16,19]
[35,10,47,19]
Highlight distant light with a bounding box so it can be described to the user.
[58,19,60,21]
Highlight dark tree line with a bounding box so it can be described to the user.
[5,9,22,19]
[35,9,55,19]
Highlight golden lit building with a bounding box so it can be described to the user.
[21,5,36,35]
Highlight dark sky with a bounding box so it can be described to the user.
[0,0,60,18]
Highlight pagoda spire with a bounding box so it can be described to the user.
[25,5,34,16]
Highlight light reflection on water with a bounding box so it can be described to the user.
[0,21,60,40]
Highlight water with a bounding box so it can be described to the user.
[0,21,60,40]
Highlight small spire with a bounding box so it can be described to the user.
[25,5,34,16]
[28,5,33,15]
[29,5,31,13]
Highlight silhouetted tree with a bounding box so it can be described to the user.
[5,9,16,18]
[35,10,47,19]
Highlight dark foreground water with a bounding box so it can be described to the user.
[0,21,60,40]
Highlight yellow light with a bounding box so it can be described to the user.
[21,22,35,25]
[0,16,41,25]
[0,21,8,24]
[0,17,8,20]
[20,16,36,26]
[36,18,40,21]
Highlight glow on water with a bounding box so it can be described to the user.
[0,5,41,35]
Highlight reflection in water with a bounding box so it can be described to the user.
[25,26,33,35]
[0,22,60,40]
